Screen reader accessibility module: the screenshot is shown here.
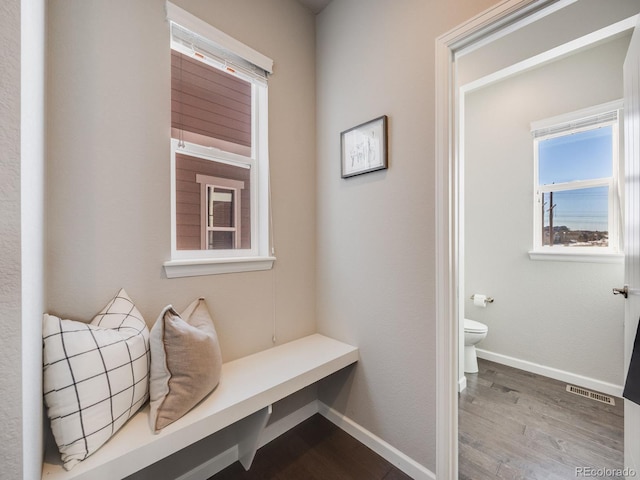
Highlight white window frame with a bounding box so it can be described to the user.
[163,3,274,278]
[529,101,623,263]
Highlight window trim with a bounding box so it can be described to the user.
[530,101,623,260]
[163,256,276,279]
[164,4,274,278]
[166,139,274,277]
[528,250,624,264]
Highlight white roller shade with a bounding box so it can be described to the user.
[167,2,273,82]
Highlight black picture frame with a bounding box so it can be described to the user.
[340,115,388,178]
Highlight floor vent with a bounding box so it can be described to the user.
[566,385,615,406]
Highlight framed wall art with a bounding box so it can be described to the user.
[340,115,388,178]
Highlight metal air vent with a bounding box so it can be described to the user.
[566,385,615,405]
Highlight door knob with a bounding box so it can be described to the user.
[613,285,629,298]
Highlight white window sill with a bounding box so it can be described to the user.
[163,256,276,278]
[528,250,623,264]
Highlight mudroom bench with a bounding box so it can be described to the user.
[42,334,359,480]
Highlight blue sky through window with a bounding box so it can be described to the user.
[538,126,612,231]
[543,187,608,231]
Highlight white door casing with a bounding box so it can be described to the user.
[435,2,551,478]
[437,2,640,479]
[623,17,640,478]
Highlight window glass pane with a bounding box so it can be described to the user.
[175,152,250,250]
[541,186,608,247]
[171,50,252,157]
[538,126,612,185]
[210,188,234,228]
[208,231,234,250]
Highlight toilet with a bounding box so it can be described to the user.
[464,318,488,374]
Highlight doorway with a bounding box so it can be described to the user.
[435,1,640,478]
[459,33,629,389]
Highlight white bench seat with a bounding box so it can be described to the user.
[42,334,359,480]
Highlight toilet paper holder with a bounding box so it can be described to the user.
[470,294,494,303]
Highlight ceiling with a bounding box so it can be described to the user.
[296,0,332,14]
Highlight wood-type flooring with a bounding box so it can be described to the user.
[209,359,623,479]
[459,358,625,480]
[209,414,412,480]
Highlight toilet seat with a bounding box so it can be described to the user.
[464,318,488,334]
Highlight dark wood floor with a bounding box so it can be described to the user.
[459,358,624,480]
[209,414,412,480]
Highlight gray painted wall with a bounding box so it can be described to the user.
[464,35,630,387]
[46,1,316,477]
[315,0,497,471]
[47,0,317,361]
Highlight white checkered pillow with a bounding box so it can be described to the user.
[43,289,150,471]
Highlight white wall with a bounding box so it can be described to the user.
[315,0,497,472]
[464,35,630,388]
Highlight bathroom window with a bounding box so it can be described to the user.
[530,101,622,261]
[164,3,275,277]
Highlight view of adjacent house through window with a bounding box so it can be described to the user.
[532,103,621,253]
[168,7,271,264]
[171,46,254,252]
[196,173,246,250]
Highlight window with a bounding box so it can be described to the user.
[164,3,275,277]
[530,101,622,261]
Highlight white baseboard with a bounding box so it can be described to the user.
[318,402,436,480]
[174,400,434,480]
[476,348,624,398]
[459,375,467,392]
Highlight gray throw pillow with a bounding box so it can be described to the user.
[149,297,223,432]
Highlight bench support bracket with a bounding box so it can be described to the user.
[238,404,273,470]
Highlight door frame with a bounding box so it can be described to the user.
[623,16,640,476]
[434,0,626,478]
